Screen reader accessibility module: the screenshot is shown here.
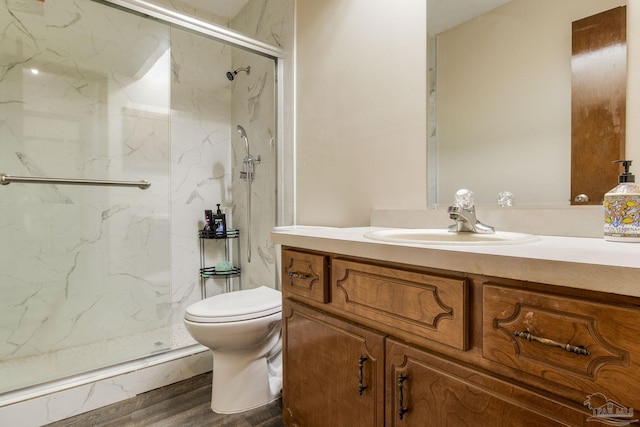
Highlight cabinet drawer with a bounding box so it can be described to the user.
[331,258,468,350]
[483,284,640,410]
[282,248,329,303]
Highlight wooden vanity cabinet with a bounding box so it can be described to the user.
[280,246,640,426]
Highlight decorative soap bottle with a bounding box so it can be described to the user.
[604,160,640,242]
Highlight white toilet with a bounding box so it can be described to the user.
[184,286,282,414]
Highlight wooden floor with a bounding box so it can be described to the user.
[46,372,284,427]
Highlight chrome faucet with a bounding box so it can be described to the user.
[240,154,260,182]
[447,189,494,234]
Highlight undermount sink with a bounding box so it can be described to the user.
[363,228,539,246]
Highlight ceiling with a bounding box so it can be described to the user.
[180,0,511,38]
[428,0,512,35]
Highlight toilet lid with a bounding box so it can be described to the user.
[184,286,282,323]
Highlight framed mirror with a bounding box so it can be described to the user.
[428,0,628,207]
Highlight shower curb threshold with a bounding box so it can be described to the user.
[0,344,208,408]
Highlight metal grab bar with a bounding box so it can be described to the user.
[0,173,151,189]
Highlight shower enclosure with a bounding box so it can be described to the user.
[0,0,285,397]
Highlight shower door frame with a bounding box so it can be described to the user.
[102,0,285,57]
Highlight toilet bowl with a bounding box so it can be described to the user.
[184,286,282,414]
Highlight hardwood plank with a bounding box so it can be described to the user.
[45,372,283,427]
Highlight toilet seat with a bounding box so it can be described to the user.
[185,286,281,323]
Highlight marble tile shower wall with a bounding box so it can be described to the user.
[0,0,173,382]
[169,0,293,314]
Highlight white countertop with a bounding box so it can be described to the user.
[271,226,640,298]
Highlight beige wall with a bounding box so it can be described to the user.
[295,0,428,227]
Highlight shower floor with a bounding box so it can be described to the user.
[0,323,197,395]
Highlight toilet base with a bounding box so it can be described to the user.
[210,331,282,414]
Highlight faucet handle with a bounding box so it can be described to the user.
[454,189,475,210]
[497,191,514,207]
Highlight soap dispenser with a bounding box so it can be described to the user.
[604,160,640,242]
[212,204,227,238]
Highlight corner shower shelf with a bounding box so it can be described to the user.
[198,228,240,240]
[199,228,241,298]
[199,266,241,277]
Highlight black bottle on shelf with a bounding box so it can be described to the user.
[212,204,227,238]
[204,210,213,231]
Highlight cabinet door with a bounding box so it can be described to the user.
[282,300,384,427]
[386,338,587,427]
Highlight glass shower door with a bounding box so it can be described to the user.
[0,0,171,393]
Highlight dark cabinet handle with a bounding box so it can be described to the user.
[287,272,309,279]
[513,331,590,356]
[398,373,409,420]
[358,356,368,395]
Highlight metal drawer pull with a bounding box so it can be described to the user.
[358,356,368,395]
[513,331,590,356]
[287,272,310,279]
[398,373,409,420]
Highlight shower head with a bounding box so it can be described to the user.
[226,66,251,81]
[237,125,250,155]
[237,124,247,139]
